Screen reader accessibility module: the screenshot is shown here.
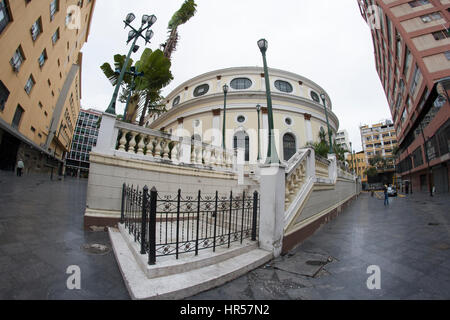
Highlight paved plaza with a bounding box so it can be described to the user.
[0,171,449,300]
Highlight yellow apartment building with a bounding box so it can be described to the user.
[0,0,95,174]
[347,151,368,184]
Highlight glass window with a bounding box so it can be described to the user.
[432,29,450,41]
[38,49,47,67]
[0,80,10,111]
[310,91,320,103]
[10,46,25,72]
[31,17,42,41]
[445,51,450,61]
[237,115,246,123]
[230,78,252,90]
[172,96,180,107]
[50,0,59,21]
[403,46,412,77]
[274,80,293,93]
[283,133,296,161]
[408,0,430,8]
[193,84,209,97]
[409,64,422,96]
[0,0,11,34]
[12,105,24,128]
[24,75,35,94]
[52,28,60,44]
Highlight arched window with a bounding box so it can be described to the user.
[233,131,249,162]
[310,91,320,103]
[283,133,296,161]
[172,96,180,107]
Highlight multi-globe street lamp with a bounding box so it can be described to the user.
[256,104,261,161]
[105,13,157,115]
[222,84,229,149]
[257,39,279,164]
[320,93,333,154]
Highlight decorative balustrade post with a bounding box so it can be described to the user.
[204,144,211,166]
[137,134,146,155]
[170,141,180,162]
[162,138,170,159]
[118,129,128,152]
[140,186,148,254]
[154,137,162,159]
[128,131,138,154]
[148,186,157,265]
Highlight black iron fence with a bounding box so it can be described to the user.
[120,184,260,265]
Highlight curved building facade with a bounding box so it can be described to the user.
[146,67,339,163]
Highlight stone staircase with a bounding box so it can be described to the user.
[109,224,272,300]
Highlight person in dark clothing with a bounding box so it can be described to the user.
[383,185,389,206]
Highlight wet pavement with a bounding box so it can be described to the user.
[0,171,129,299]
[191,191,450,300]
[1,171,449,300]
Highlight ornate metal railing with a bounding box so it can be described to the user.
[120,184,259,265]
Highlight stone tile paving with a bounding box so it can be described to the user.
[0,171,129,300]
[191,191,450,300]
[1,170,449,300]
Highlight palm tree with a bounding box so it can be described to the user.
[161,0,197,60]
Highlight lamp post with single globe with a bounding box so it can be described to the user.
[105,13,157,115]
[257,39,279,164]
[222,84,229,149]
[256,104,261,161]
[320,93,333,154]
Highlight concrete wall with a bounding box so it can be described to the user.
[84,151,257,229]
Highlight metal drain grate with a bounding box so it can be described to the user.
[82,243,111,255]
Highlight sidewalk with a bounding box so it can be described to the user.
[1,171,449,299]
[190,191,450,300]
[0,171,129,299]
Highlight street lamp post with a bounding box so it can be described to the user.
[320,93,333,154]
[257,39,279,164]
[222,84,229,149]
[123,66,144,122]
[105,13,156,115]
[349,141,353,173]
[256,104,261,161]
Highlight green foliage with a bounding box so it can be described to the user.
[364,167,378,177]
[168,0,197,30]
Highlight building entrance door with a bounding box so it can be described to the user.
[0,129,20,171]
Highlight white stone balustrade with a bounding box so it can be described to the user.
[91,115,237,172]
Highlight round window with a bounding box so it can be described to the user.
[194,120,200,127]
[310,91,320,103]
[193,84,209,97]
[275,80,293,93]
[230,78,252,90]
[285,117,292,126]
[237,115,246,123]
[172,96,180,107]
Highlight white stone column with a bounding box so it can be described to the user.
[258,163,286,258]
[92,112,118,156]
[212,109,221,147]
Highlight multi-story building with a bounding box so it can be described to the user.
[360,120,398,162]
[65,108,100,177]
[357,0,449,194]
[336,129,350,150]
[145,67,339,163]
[0,0,96,174]
[347,151,369,186]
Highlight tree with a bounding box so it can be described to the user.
[161,0,197,60]
[100,49,173,124]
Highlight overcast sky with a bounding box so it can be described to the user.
[80,0,392,152]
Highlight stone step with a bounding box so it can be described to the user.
[117,223,259,279]
[109,227,273,300]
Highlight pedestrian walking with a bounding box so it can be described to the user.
[16,159,24,177]
[383,184,389,206]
